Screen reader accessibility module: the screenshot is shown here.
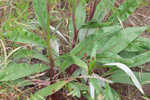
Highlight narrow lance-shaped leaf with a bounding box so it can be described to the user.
[97,51,150,69]
[125,37,150,52]
[67,82,88,98]
[105,83,115,100]
[96,52,133,65]
[59,55,88,72]
[93,0,115,22]
[72,56,88,70]
[31,80,68,100]
[105,63,144,94]
[101,27,147,54]
[108,0,142,23]
[33,0,49,31]
[112,71,150,85]
[71,25,122,58]
[71,33,96,57]
[129,51,150,68]
[5,28,47,47]
[13,49,49,63]
[0,63,49,81]
[75,0,86,29]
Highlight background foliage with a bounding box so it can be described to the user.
[0,0,150,100]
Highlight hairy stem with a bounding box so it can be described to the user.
[44,29,55,80]
[46,2,55,80]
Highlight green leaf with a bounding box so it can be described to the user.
[105,84,115,100]
[0,63,49,81]
[105,63,144,94]
[104,84,121,100]
[78,28,97,41]
[108,0,142,23]
[68,19,74,41]
[96,52,133,65]
[68,0,86,40]
[75,0,86,29]
[125,37,150,52]
[119,51,141,58]
[7,78,33,87]
[130,51,150,67]
[5,28,47,47]
[70,32,96,57]
[59,55,88,72]
[67,82,88,98]
[80,21,112,29]
[97,50,150,69]
[33,0,49,31]
[31,80,68,100]
[112,70,150,85]
[71,25,122,58]
[93,0,115,22]
[59,55,74,72]
[13,49,49,63]
[72,82,88,91]
[71,56,88,69]
[89,78,104,94]
[101,27,147,54]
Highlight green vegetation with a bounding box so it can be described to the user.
[0,0,150,100]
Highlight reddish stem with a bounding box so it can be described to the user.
[88,0,99,21]
[72,9,78,48]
